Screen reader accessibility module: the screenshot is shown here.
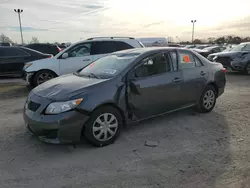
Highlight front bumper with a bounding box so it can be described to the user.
[23,71,34,84]
[23,93,89,144]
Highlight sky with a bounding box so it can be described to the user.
[1,0,250,43]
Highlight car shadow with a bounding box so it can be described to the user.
[0,107,231,187]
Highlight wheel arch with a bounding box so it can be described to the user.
[205,81,219,97]
[81,102,126,138]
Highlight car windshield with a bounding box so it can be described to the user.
[78,53,138,79]
[230,44,246,52]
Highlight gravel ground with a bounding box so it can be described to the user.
[0,73,250,188]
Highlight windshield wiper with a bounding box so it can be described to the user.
[88,73,100,79]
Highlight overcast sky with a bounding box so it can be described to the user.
[1,0,250,43]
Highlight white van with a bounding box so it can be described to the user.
[23,37,144,87]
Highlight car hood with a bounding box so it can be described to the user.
[32,74,108,100]
[31,57,56,64]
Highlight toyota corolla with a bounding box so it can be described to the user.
[23,47,226,147]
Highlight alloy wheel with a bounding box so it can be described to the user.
[203,90,215,110]
[92,113,118,142]
[37,72,54,85]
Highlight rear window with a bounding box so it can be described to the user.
[1,48,29,57]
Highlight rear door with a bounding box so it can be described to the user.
[1,48,31,75]
[59,42,93,75]
[177,50,208,104]
[127,51,185,119]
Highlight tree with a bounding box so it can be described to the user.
[30,37,39,44]
[193,39,202,44]
[215,37,226,44]
[0,33,13,43]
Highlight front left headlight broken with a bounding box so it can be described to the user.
[45,98,83,114]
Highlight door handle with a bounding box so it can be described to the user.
[82,59,90,61]
[200,71,207,76]
[172,77,182,83]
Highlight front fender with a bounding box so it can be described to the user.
[24,58,60,75]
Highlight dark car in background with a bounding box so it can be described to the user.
[25,43,62,56]
[208,42,250,74]
[23,47,226,146]
[0,46,52,77]
[193,46,226,58]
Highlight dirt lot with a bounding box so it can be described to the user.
[0,73,250,188]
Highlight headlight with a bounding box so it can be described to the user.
[23,63,33,69]
[213,56,217,61]
[45,98,83,114]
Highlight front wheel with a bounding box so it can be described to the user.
[196,85,217,113]
[32,70,57,87]
[245,64,250,75]
[84,106,123,147]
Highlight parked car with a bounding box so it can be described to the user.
[25,43,62,56]
[0,46,52,77]
[23,37,145,87]
[23,47,226,146]
[193,46,226,58]
[185,45,197,49]
[193,45,212,50]
[0,42,12,46]
[207,42,250,74]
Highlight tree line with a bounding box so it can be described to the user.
[178,36,250,45]
[1,33,250,45]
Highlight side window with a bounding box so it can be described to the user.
[243,44,250,51]
[134,53,171,78]
[178,51,196,69]
[169,51,178,71]
[91,41,116,55]
[114,41,133,51]
[194,56,203,67]
[67,43,91,57]
[3,48,29,57]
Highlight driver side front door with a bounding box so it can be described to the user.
[59,43,93,75]
[127,52,184,120]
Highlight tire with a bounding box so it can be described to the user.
[245,64,250,75]
[196,85,217,113]
[33,70,57,87]
[84,106,123,147]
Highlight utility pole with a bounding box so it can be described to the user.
[14,9,24,44]
[191,20,196,44]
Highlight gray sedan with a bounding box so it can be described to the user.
[23,47,226,147]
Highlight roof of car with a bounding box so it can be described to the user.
[112,47,185,55]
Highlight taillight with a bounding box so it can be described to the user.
[57,46,62,52]
[47,55,53,58]
[222,68,227,73]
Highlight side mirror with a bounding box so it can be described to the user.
[61,53,68,59]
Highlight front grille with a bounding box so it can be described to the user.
[28,100,40,112]
[215,57,231,67]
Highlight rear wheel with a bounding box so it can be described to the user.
[196,85,217,113]
[33,70,57,87]
[84,106,123,147]
[245,64,250,75]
